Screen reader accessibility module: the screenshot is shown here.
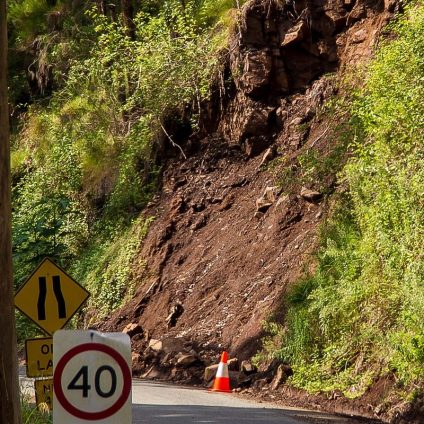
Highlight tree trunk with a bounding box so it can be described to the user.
[121,0,136,39]
[0,1,21,423]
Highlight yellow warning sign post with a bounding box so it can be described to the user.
[25,337,53,378]
[15,258,90,335]
[35,378,53,411]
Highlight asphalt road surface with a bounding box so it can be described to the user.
[131,380,363,424]
[20,374,372,423]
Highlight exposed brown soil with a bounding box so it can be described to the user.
[97,1,424,423]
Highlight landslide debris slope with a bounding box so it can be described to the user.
[102,0,416,420]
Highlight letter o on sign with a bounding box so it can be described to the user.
[53,331,132,423]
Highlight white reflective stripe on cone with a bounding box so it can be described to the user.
[216,362,229,378]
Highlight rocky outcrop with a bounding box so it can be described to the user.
[220,0,387,156]
[131,337,207,383]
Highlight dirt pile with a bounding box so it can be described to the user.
[102,0,391,359]
[98,0,411,421]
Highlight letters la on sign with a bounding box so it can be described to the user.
[26,337,53,378]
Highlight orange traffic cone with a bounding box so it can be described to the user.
[211,351,231,393]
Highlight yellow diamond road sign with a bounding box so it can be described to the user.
[15,258,90,336]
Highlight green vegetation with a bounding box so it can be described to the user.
[71,216,154,316]
[9,0,243,339]
[275,3,424,398]
[21,395,51,424]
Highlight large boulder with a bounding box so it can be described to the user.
[300,187,322,202]
[241,360,258,375]
[270,364,288,390]
[122,323,143,338]
[176,353,199,368]
[148,337,187,354]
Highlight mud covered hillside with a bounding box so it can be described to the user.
[98,1,424,422]
[103,1,390,348]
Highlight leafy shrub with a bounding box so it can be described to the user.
[71,216,154,317]
[11,0,241,342]
[277,3,424,397]
[8,0,53,43]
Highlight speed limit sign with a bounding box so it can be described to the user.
[53,330,132,423]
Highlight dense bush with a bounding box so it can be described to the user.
[11,0,240,335]
[279,3,424,397]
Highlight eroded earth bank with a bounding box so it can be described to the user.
[99,1,422,423]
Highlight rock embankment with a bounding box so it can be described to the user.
[100,0,403,421]
[103,0,393,362]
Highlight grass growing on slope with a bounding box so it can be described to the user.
[277,2,424,398]
[11,0,238,338]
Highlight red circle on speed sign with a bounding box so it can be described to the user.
[54,343,131,420]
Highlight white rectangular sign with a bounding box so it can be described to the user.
[53,330,132,423]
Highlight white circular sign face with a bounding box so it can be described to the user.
[53,331,132,423]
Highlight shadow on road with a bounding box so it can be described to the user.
[133,404,373,424]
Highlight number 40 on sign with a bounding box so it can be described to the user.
[53,330,132,424]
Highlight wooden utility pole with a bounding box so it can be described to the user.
[0,0,21,423]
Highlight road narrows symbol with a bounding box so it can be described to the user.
[15,257,90,335]
[53,275,67,318]
[37,276,47,320]
[37,275,67,321]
